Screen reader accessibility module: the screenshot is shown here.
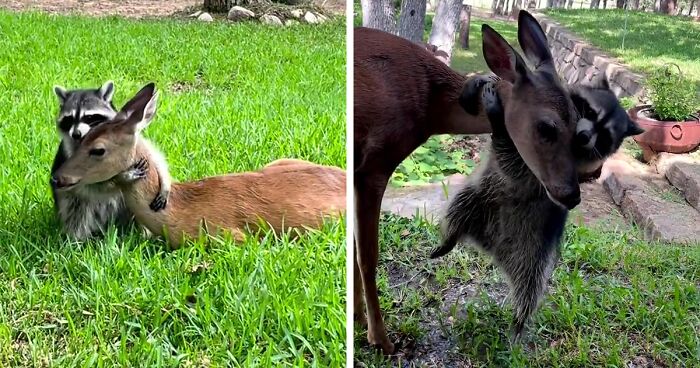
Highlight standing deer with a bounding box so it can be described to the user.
[52,83,346,248]
[354,11,583,354]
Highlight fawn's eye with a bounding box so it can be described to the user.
[89,148,105,156]
[537,121,558,143]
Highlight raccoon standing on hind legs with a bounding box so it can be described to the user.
[432,65,643,342]
[50,81,171,240]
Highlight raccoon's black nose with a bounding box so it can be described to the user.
[71,131,82,140]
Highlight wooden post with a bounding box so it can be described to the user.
[459,5,472,50]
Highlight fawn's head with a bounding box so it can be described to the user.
[52,83,158,190]
[483,11,580,209]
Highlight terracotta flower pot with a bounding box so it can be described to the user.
[629,104,700,161]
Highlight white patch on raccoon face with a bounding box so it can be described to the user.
[69,122,91,140]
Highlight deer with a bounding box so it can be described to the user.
[354,10,587,354]
[51,83,346,248]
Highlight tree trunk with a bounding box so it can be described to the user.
[428,0,462,65]
[398,0,427,42]
[590,0,599,8]
[203,0,232,12]
[660,0,678,13]
[459,5,472,49]
[546,0,554,8]
[567,0,575,9]
[616,0,625,8]
[361,0,397,34]
[689,0,695,15]
[633,0,640,9]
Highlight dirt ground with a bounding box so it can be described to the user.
[0,0,346,17]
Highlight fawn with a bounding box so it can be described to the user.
[354,10,589,354]
[52,83,346,248]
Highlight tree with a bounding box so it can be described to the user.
[590,0,600,8]
[428,0,462,64]
[659,0,678,13]
[459,5,472,49]
[361,0,397,34]
[204,0,233,12]
[616,0,627,8]
[398,0,427,42]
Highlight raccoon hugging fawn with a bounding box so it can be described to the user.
[353,10,642,354]
[52,83,346,248]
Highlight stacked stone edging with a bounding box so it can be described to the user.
[533,14,645,99]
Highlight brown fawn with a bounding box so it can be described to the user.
[354,11,582,354]
[52,83,346,248]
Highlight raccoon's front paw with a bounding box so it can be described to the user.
[119,157,149,183]
[459,73,501,116]
[149,192,167,212]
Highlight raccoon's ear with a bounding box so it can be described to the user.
[626,119,644,136]
[99,80,115,102]
[53,85,68,103]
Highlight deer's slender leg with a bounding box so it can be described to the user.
[353,242,366,325]
[354,172,394,354]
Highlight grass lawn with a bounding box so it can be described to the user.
[546,9,700,88]
[354,214,700,367]
[0,11,346,367]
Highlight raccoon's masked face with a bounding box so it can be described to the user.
[54,81,118,145]
[569,78,644,181]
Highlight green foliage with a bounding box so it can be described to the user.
[619,96,637,110]
[357,213,700,367]
[391,135,476,186]
[647,64,699,121]
[0,11,346,366]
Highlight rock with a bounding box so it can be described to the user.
[197,12,213,22]
[315,12,328,23]
[666,162,700,211]
[303,11,318,24]
[381,174,469,223]
[621,190,700,244]
[603,171,646,206]
[227,6,255,21]
[189,10,203,18]
[290,9,304,18]
[261,14,283,26]
[285,19,300,26]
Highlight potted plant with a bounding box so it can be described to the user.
[629,63,700,161]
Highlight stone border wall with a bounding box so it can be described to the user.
[533,14,645,99]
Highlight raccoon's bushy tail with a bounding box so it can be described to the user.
[430,186,482,259]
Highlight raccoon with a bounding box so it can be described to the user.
[569,78,644,182]
[50,81,170,240]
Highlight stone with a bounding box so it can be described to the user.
[261,14,283,26]
[227,6,255,21]
[290,9,304,18]
[602,170,646,206]
[656,152,700,175]
[666,162,700,211]
[303,11,318,24]
[315,12,328,23]
[197,12,213,22]
[621,191,700,244]
[285,19,300,26]
[189,10,203,18]
[381,174,470,223]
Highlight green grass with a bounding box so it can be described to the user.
[355,214,700,367]
[546,9,700,87]
[0,11,346,367]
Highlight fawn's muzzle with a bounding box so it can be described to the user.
[51,175,79,190]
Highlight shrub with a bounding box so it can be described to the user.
[646,63,699,121]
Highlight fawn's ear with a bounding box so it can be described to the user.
[99,80,115,102]
[482,24,529,83]
[517,10,556,76]
[119,83,158,133]
[53,85,68,103]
